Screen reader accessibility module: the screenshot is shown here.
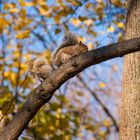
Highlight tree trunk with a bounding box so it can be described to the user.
[120,0,140,140]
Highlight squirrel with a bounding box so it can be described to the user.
[28,32,88,81]
[51,32,88,67]
[28,56,53,82]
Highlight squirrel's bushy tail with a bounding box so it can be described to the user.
[51,32,79,64]
[63,32,79,45]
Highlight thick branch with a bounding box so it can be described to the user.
[0,37,140,140]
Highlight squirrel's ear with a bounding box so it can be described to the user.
[78,41,82,45]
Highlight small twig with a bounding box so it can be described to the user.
[77,75,119,132]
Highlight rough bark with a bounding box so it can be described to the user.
[0,37,140,140]
[120,0,140,140]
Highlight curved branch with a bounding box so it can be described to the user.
[0,37,140,140]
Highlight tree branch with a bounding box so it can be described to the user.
[0,37,140,140]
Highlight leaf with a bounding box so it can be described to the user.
[49,125,55,131]
[107,26,115,32]
[64,24,69,30]
[38,0,46,5]
[0,92,13,105]
[99,82,106,88]
[112,0,122,7]
[78,16,88,21]
[78,36,86,42]
[39,5,49,15]
[0,16,8,34]
[97,0,103,2]
[91,31,97,37]
[54,16,60,23]
[16,30,30,39]
[88,43,94,50]
[3,3,16,10]
[84,19,93,25]
[20,2,35,7]
[71,18,81,26]
[1,101,15,115]
[44,50,51,62]
[117,22,124,29]
[103,119,110,127]
[55,28,61,34]
[9,8,19,13]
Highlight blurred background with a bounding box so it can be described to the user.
[0,0,126,139]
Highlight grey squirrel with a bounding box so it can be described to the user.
[28,32,88,81]
[51,32,88,66]
[28,56,53,82]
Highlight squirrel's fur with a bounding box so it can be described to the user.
[50,32,79,64]
[28,56,53,82]
[51,32,88,66]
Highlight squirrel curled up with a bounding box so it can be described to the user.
[28,32,88,82]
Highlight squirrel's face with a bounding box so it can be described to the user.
[78,41,88,52]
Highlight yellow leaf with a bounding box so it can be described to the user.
[84,19,93,26]
[9,8,19,13]
[39,5,49,15]
[10,73,17,83]
[4,71,10,77]
[14,18,33,31]
[49,126,55,131]
[107,26,115,32]
[97,0,103,3]
[24,54,31,61]
[55,120,59,127]
[103,119,110,127]
[61,114,65,119]
[117,22,124,29]
[3,3,16,10]
[3,3,10,10]
[21,63,28,70]
[54,16,60,23]
[71,18,81,26]
[43,50,51,62]
[56,108,62,119]
[38,0,46,5]
[88,43,94,50]
[78,36,86,42]
[99,82,106,88]
[20,2,35,7]
[16,30,30,39]
[0,16,8,34]
[99,131,106,138]
[64,135,70,140]
[57,108,62,114]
